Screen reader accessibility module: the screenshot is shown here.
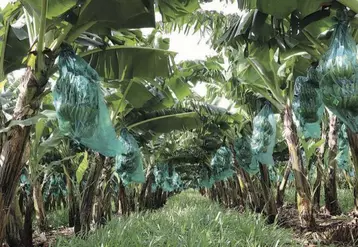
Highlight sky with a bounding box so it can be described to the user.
[1,0,237,109]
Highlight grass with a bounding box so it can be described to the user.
[52,190,299,247]
[47,208,69,229]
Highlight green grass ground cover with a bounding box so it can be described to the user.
[53,190,299,247]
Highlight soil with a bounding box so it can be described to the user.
[278,203,358,246]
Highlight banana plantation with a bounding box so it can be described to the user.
[3,0,358,246]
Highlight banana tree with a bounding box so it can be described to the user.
[0,0,207,242]
[177,0,358,227]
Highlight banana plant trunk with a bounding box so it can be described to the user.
[283,105,315,228]
[80,153,105,233]
[64,161,77,227]
[0,65,50,243]
[95,157,113,225]
[22,189,34,247]
[313,121,327,211]
[33,180,48,231]
[346,128,358,213]
[5,200,24,247]
[324,114,341,215]
[259,163,277,223]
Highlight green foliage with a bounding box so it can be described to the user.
[81,47,175,80]
[152,164,182,192]
[53,190,298,247]
[0,1,27,79]
[43,173,67,202]
[318,12,358,133]
[158,0,200,22]
[47,208,69,229]
[115,129,145,185]
[251,104,276,166]
[337,122,350,171]
[75,151,88,184]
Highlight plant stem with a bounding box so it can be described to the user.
[36,0,48,76]
[50,23,73,52]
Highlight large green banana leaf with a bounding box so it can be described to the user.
[81,46,175,80]
[20,0,155,29]
[0,2,28,80]
[158,0,200,22]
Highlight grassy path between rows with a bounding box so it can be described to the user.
[53,190,299,247]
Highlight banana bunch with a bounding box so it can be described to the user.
[292,72,324,139]
[198,166,215,188]
[53,47,101,140]
[234,137,259,174]
[251,104,276,166]
[152,164,182,192]
[115,128,145,185]
[210,146,234,181]
[318,16,358,132]
[53,44,127,160]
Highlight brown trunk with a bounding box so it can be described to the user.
[118,180,129,215]
[139,168,152,211]
[283,105,315,228]
[65,164,76,227]
[346,128,358,213]
[259,163,277,223]
[80,153,105,233]
[233,175,244,207]
[230,145,245,208]
[102,160,113,222]
[5,200,24,247]
[313,165,322,211]
[276,162,291,208]
[94,158,112,225]
[324,115,341,215]
[22,191,34,247]
[0,69,46,243]
[240,169,261,212]
[33,181,47,231]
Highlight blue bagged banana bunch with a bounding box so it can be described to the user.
[152,164,182,192]
[251,104,276,166]
[53,45,144,185]
[53,44,121,156]
[211,146,234,181]
[234,137,259,174]
[293,67,324,139]
[197,165,215,188]
[115,129,145,185]
[317,10,358,133]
